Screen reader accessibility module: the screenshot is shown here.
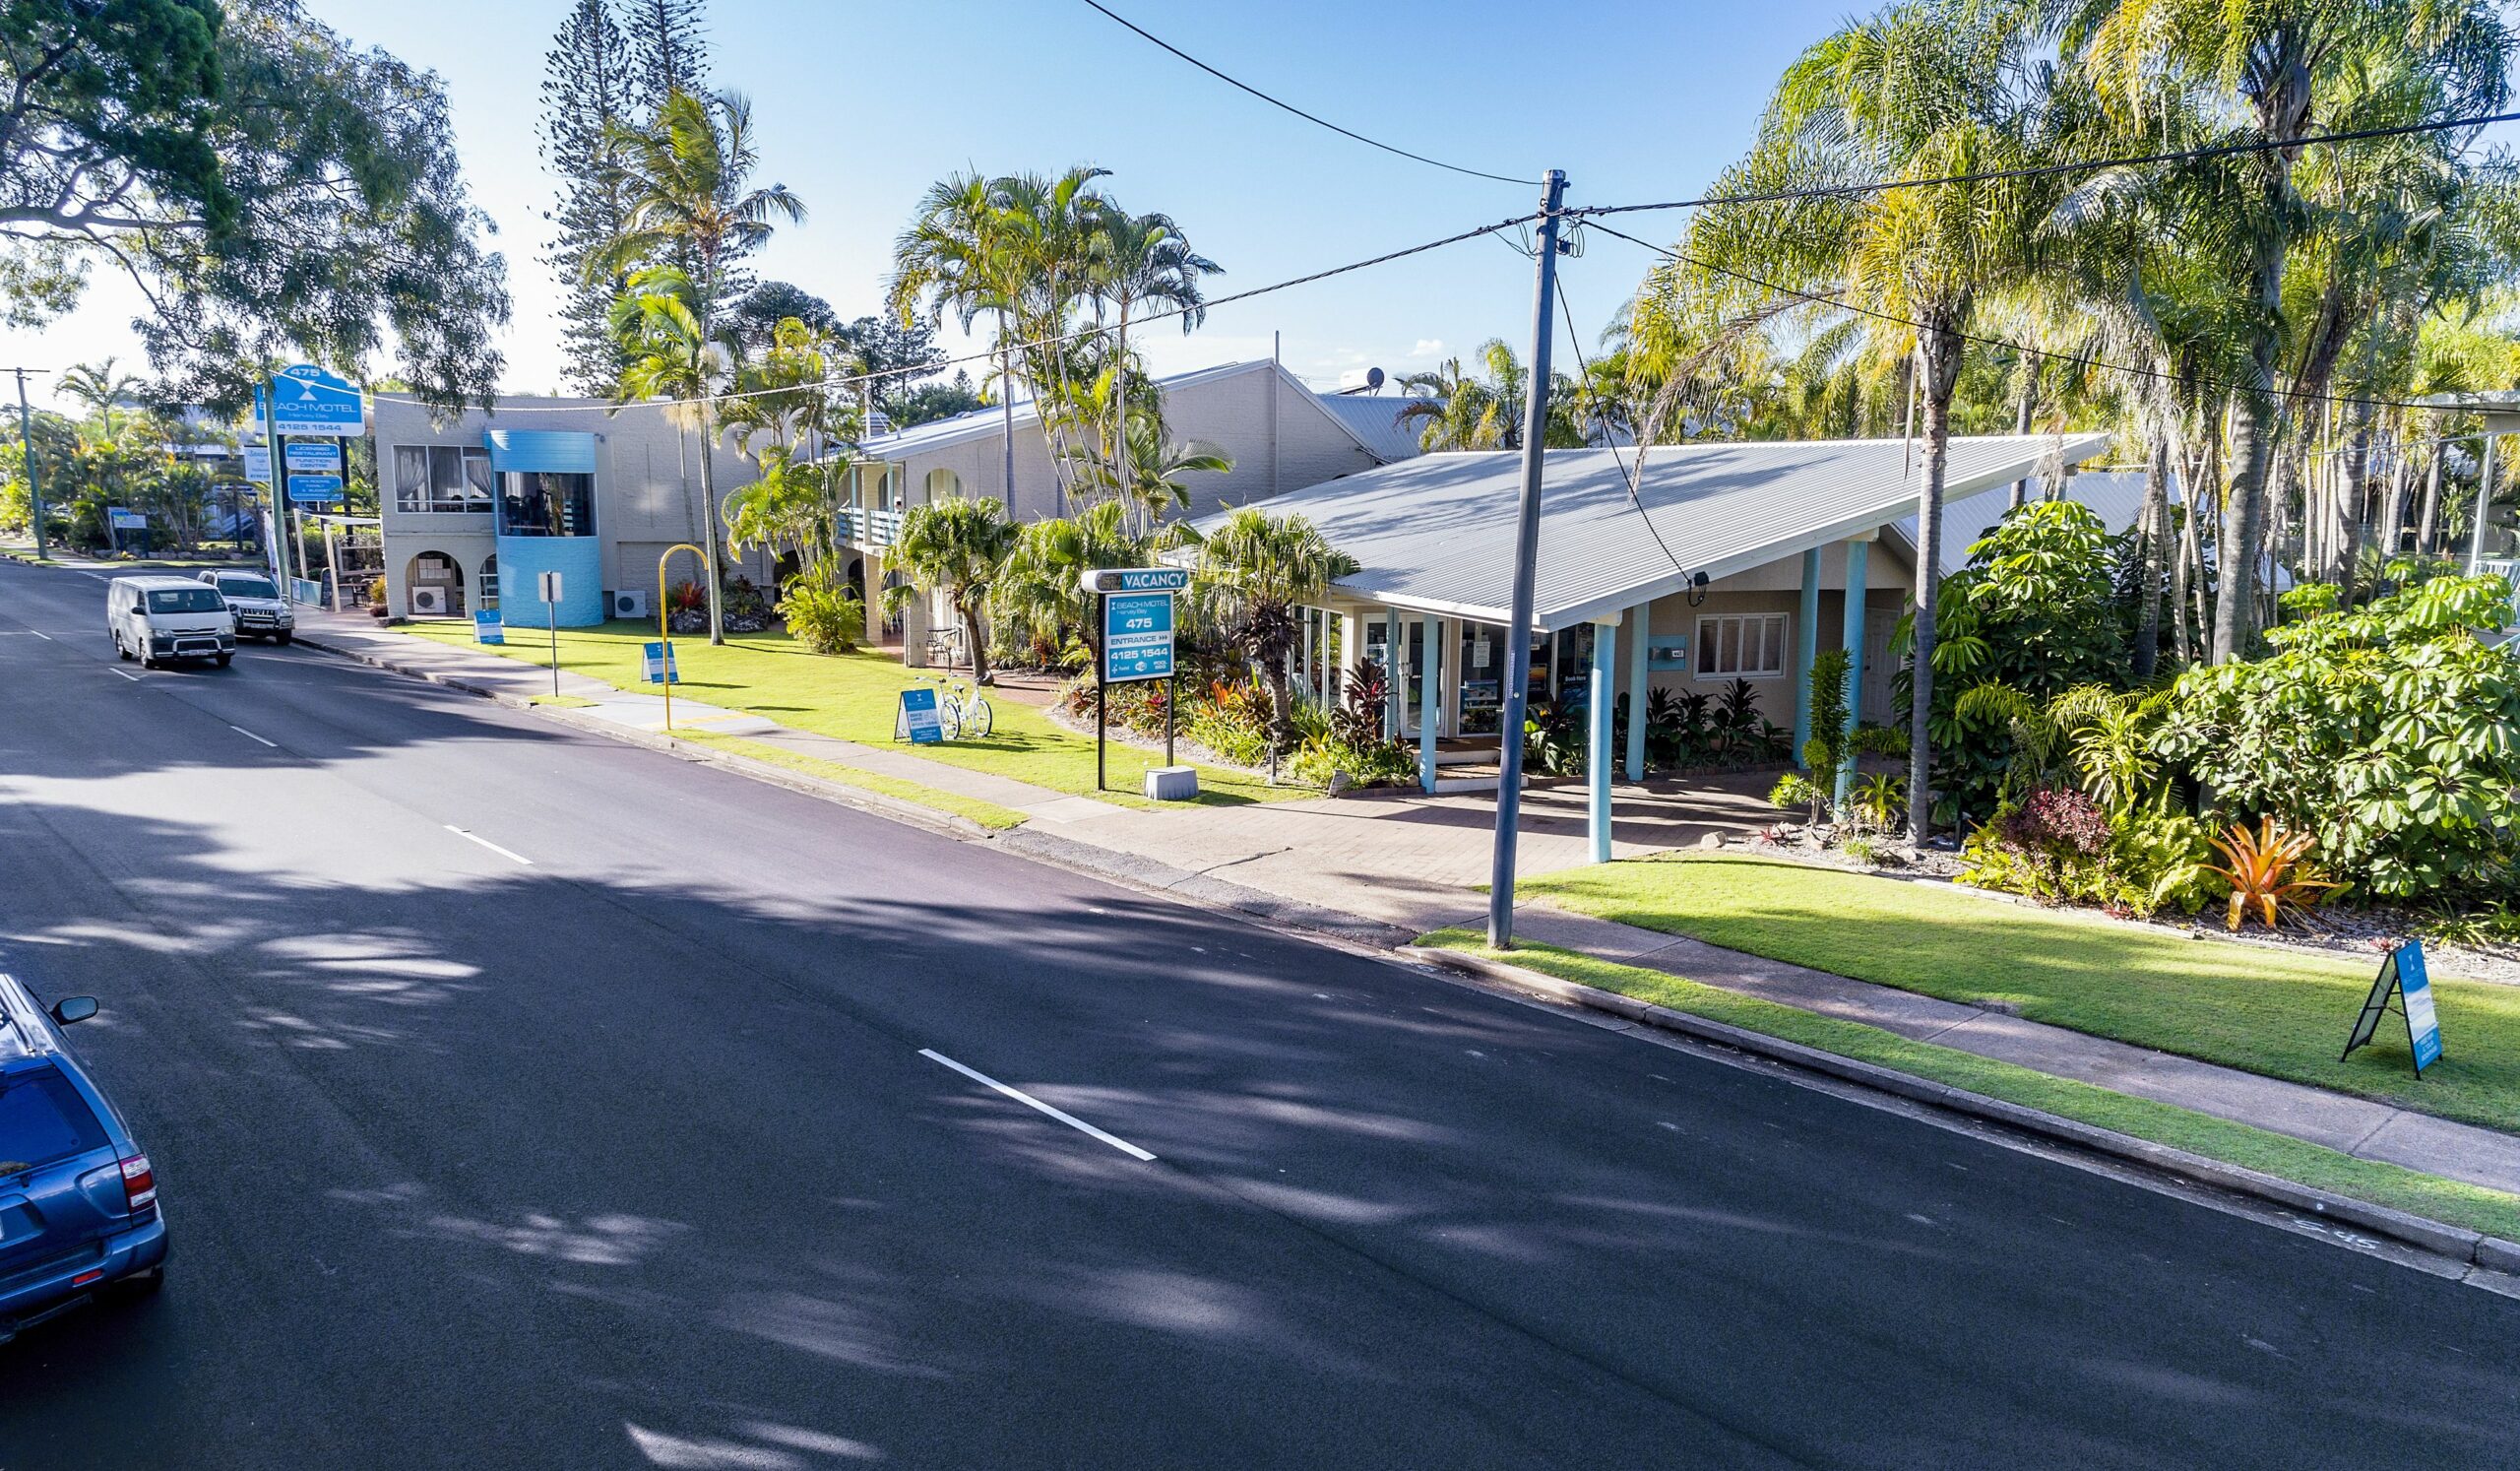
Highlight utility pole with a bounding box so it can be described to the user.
[9,367,49,558]
[1486,169,1568,950]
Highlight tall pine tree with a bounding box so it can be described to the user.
[623,0,709,113]
[538,0,637,396]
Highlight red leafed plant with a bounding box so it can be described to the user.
[2205,818,2340,931]
[667,580,709,613]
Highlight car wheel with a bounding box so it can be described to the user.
[215,654,232,669]
[116,1266,164,1298]
[115,634,134,662]
[274,632,292,647]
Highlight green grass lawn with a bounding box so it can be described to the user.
[1418,931,2520,1242]
[402,618,1304,810]
[1511,854,2520,1135]
[674,731,1028,831]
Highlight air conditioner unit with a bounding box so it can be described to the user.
[410,586,446,615]
[611,589,648,618]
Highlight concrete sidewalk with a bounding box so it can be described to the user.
[297,610,2520,1200]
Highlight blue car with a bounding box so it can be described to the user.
[0,973,165,1346]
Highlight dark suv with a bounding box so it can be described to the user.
[0,974,165,1346]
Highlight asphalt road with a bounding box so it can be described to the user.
[0,556,2513,1470]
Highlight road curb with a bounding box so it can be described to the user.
[1409,943,2520,1275]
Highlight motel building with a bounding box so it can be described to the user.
[1185,430,2110,858]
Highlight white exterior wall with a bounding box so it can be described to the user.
[371,395,768,619]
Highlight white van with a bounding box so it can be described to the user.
[106,576,235,669]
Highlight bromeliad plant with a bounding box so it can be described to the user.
[2205,818,2342,932]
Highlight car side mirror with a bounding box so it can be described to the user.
[50,996,96,1025]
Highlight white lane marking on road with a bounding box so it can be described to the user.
[444,825,534,866]
[30,630,51,641]
[110,668,140,682]
[228,724,280,748]
[917,1048,1157,1162]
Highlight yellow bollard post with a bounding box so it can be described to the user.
[658,544,706,733]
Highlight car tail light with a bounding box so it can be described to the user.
[119,1154,156,1215]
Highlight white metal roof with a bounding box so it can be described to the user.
[1310,393,1425,463]
[1192,432,2110,631]
[1916,470,2165,577]
[852,358,1392,462]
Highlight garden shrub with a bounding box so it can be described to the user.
[721,575,773,634]
[1908,501,2129,825]
[778,578,862,653]
[2152,573,2520,900]
[1964,788,2211,918]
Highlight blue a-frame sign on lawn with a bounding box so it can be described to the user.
[2343,939,2443,1076]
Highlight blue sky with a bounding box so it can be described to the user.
[5,0,1869,411]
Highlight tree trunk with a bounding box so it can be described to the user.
[2133,432,2169,680]
[998,314,1019,513]
[1907,331,1961,845]
[2216,385,2273,663]
[698,402,725,644]
[2376,425,2411,574]
[2009,362,2035,510]
[2338,400,2374,605]
[2417,438,2444,554]
[961,595,990,684]
[1114,303,1134,534]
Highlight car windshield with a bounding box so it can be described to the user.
[144,587,224,613]
[220,577,280,600]
[0,1065,107,1176]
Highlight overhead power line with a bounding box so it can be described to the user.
[415,216,1533,416]
[1582,217,2469,419]
[1569,108,2520,220]
[1074,0,1538,187]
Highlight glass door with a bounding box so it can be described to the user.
[1457,623,1505,735]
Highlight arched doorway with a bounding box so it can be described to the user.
[406,551,466,617]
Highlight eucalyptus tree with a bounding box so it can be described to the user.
[596,86,804,643]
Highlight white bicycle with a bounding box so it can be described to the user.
[919,673,993,739]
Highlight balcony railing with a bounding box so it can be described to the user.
[839,505,903,549]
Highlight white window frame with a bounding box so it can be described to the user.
[392,444,492,514]
[1694,611,1791,680]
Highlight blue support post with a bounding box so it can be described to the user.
[1836,539,1870,806]
[1590,620,1617,863]
[1418,614,1440,793]
[1793,547,1821,762]
[1383,608,1402,739]
[1623,602,1649,782]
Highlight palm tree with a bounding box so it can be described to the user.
[1397,339,1586,451]
[1194,508,1358,750]
[2063,0,2511,659]
[1703,0,2055,842]
[1086,205,1220,497]
[596,87,805,643]
[58,359,142,438]
[993,499,1148,666]
[609,263,739,609]
[892,173,1031,512]
[883,495,1018,683]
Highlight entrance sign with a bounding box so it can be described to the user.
[472,609,505,644]
[242,445,273,482]
[1102,591,1175,681]
[537,570,565,603]
[1082,566,1189,594]
[286,474,344,504]
[2344,939,2444,1076]
[643,640,678,684]
[265,364,365,436]
[896,686,944,744]
[284,442,342,475]
[1081,566,1187,791]
[106,507,146,531]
